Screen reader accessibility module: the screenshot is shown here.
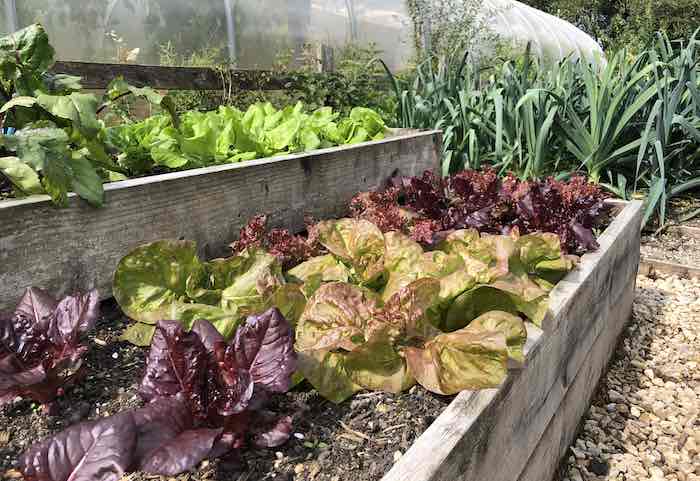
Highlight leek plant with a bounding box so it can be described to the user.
[380,31,700,228]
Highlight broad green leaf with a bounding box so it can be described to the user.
[0,96,37,113]
[287,254,351,284]
[120,322,157,347]
[113,240,203,323]
[36,93,102,139]
[70,153,104,206]
[295,282,377,352]
[403,322,509,395]
[345,339,415,393]
[297,351,361,404]
[0,156,43,195]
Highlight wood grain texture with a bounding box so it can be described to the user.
[0,131,441,310]
[639,258,700,279]
[381,201,643,481]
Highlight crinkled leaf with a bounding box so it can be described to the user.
[375,278,441,341]
[220,249,285,315]
[467,311,527,363]
[295,282,376,352]
[315,219,385,284]
[404,324,508,395]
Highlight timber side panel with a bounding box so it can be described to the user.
[0,131,441,310]
[381,201,643,481]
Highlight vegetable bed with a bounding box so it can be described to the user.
[383,200,643,481]
[0,129,441,312]
[1,165,639,481]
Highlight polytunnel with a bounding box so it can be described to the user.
[0,0,603,69]
[481,0,605,63]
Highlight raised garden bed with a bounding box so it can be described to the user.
[381,199,643,481]
[0,129,441,312]
[0,199,643,481]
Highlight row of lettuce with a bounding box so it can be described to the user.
[0,24,387,206]
[1,170,609,480]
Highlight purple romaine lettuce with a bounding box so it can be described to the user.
[0,288,99,408]
[18,308,297,480]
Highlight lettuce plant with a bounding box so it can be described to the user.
[18,310,297,480]
[352,169,609,254]
[289,219,574,327]
[0,25,175,206]
[230,214,321,269]
[0,288,99,409]
[106,102,387,176]
[113,240,306,345]
[295,279,526,402]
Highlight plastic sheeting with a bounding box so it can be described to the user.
[0,0,602,68]
[483,0,605,63]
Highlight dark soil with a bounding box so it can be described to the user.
[0,301,451,481]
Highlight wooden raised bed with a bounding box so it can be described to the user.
[382,200,643,481]
[0,130,441,311]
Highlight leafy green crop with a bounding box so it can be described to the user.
[106,103,387,176]
[0,24,174,206]
[113,217,575,402]
[112,240,306,346]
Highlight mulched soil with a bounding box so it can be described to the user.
[0,301,451,481]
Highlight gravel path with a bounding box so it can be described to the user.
[557,275,700,481]
[641,230,700,266]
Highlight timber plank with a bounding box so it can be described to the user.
[518,278,636,481]
[0,131,441,310]
[381,201,642,481]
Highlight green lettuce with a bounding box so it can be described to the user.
[295,279,525,401]
[106,103,387,176]
[113,240,301,344]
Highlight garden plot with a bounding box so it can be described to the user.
[0,174,640,481]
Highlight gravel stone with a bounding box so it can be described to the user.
[555,277,700,481]
[557,274,700,481]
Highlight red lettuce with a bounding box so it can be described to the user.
[0,288,99,409]
[230,214,320,269]
[350,169,609,255]
[18,308,297,480]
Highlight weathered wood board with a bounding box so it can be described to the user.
[639,258,700,279]
[382,200,643,481]
[0,130,441,310]
[51,61,387,91]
